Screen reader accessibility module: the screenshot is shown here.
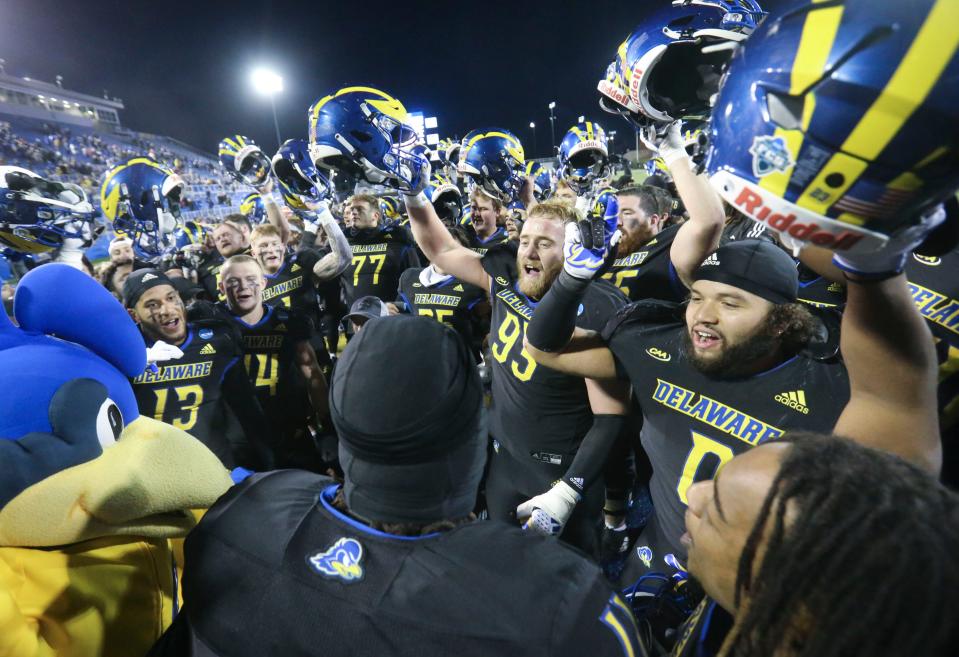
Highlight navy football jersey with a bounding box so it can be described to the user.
[343,225,419,305]
[601,223,685,303]
[796,262,846,309]
[467,225,511,255]
[262,249,322,315]
[131,321,242,465]
[906,248,959,431]
[398,268,486,351]
[148,471,645,657]
[482,248,627,458]
[603,302,849,560]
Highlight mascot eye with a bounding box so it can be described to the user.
[95,399,124,448]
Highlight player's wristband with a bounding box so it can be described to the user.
[403,191,430,209]
[526,269,591,352]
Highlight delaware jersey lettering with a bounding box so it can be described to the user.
[398,267,486,354]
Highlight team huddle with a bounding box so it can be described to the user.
[1,0,958,655]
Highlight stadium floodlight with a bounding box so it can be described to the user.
[250,67,284,150]
[548,102,557,153]
[250,68,283,96]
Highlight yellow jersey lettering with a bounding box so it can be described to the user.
[132,360,213,384]
[652,378,783,446]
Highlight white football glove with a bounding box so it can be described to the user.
[517,481,581,537]
[146,341,184,364]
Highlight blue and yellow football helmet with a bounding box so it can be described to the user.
[272,138,332,211]
[706,0,959,254]
[218,135,272,187]
[598,0,765,129]
[425,174,463,228]
[100,158,184,259]
[459,129,526,203]
[558,122,611,195]
[378,195,403,227]
[524,161,554,202]
[239,192,266,224]
[171,221,208,251]
[0,166,97,255]
[308,86,428,192]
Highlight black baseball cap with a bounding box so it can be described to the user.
[122,268,176,308]
[344,295,388,324]
[692,239,798,305]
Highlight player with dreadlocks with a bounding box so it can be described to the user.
[690,433,959,657]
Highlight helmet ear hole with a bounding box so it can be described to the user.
[350,130,373,143]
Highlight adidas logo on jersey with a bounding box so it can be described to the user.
[199,343,216,355]
[701,254,720,266]
[291,263,302,272]
[141,272,157,282]
[276,323,287,332]
[775,390,809,414]
[454,284,464,292]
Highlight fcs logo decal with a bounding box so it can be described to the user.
[913,254,942,266]
[198,328,214,340]
[308,538,365,582]
[775,390,809,415]
[646,347,671,362]
[749,135,794,177]
[636,545,653,568]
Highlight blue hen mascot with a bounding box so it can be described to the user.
[0,264,233,657]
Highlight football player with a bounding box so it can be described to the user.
[149,317,645,657]
[193,255,329,470]
[405,192,630,552]
[466,188,511,254]
[123,269,273,469]
[341,193,420,307]
[395,226,489,361]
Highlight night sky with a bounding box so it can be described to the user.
[2,0,793,159]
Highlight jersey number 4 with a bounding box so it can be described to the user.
[677,430,735,505]
[491,313,537,381]
[244,353,280,396]
[351,254,386,286]
[152,384,204,431]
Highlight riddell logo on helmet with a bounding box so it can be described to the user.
[598,80,630,108]
[733,187,863,251]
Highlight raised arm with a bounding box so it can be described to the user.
[258,178,291,245]
[832,273,940,473]
[304,203,351,282]
[403,192,489,290]
[831,208,946,473]
[659,123,725,286]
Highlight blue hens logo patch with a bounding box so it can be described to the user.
[307,537,365,582]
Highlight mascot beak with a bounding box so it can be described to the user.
[0,417,233,548]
